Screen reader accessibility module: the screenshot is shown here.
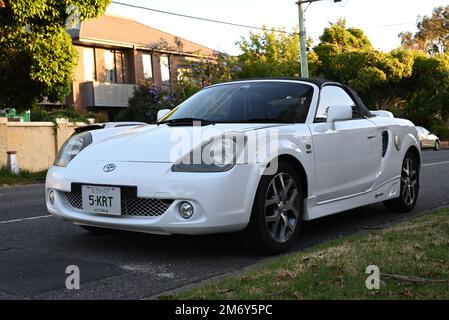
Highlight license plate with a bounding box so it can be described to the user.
[81,185,121,215]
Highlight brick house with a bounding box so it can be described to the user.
[66,14,215,120]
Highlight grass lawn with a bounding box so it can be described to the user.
[167,208,449,300]
[0,167,47,186]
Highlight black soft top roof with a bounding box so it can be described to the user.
[216,77,373,118]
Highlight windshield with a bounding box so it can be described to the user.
[163,82,314,123]
[417,127,429,134]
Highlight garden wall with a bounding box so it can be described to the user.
[0,118,81,172]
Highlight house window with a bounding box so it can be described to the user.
[83,47,95,81]
[160,55,170,85]
[142,53,153,80]
[117,51,126,83]
[104,50,116,82]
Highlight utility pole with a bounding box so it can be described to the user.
[296,0,341,78]
[297,1,309,78]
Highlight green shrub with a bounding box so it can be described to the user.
[433,125,449,140]
[117,81,187,123]
[0,167,47,185]
[30,107,97,123]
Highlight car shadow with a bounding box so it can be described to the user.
[66,202,419,259]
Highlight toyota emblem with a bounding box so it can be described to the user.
[103,163,116,172]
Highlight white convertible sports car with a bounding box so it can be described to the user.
[46,78,421,253]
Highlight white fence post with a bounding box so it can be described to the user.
[7,151,20,175]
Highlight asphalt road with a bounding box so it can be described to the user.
[1,149,449,299]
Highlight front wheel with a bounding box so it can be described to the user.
[246,161,304,254]
[434,140,440,151]
[384,151,419,213]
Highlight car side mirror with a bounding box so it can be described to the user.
[157,109,171,121]
[326,105,353,130]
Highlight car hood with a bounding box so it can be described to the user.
[74,123,286,163]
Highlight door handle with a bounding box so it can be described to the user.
[367,135,376,140]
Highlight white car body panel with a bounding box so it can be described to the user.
[46,79,421,235]
[370,110,394,118]
[308,118,380,202]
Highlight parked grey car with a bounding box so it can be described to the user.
[416,126,440,151]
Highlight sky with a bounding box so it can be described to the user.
[107,0,449,55]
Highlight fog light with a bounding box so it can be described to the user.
[179,201,194,219]
[48,190,55,205]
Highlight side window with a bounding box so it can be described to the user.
[315,86,360,121]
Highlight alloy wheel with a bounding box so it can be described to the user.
[264,172,300,243]
[401,156,418,206]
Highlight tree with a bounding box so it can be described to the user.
[316,18,372,51]
[233,27,316,78]
[0,0,110,112]
[227,17,449,134]
[313,19,372,77]
[404,53,449,129]
[400,5,449,55]
[178,52,237,89]
[313,21,414,110]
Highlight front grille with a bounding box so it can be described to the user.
[123,197,173,217]
[382,131,389,157]
[61,192,174,217]
[65,192,83,209]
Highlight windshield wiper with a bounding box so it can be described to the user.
[242,118,295,124]
[157,117,216,126]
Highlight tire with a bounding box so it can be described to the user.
[384,150,419,213]
[434,140,440,151]
[246,161,304,254]
[80,225,115,234]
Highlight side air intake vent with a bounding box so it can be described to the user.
[382,131,389,157]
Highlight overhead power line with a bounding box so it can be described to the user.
[364,22,416,29]
[110,1,429,37]
[110,1,299,35]
[427,20,449,34]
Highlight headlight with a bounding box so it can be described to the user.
[172,135,246,173]
[54,132,92,167]
[210,137,237,166]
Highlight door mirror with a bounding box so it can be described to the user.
[327,105,353,129]
[157,109,171,121]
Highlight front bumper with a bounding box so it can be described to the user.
[45,161,261,235]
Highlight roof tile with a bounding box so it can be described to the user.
[78,14,215,56]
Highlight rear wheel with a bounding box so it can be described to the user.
[384,151,419,212]
[247,161,304,253]
[434,140,440,151]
